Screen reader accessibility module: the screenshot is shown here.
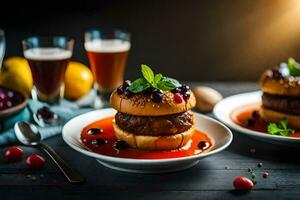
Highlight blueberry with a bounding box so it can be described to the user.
[124,90,133,98]
[117,86,124,95]
[183,91,191,101]
[245,119,254,126]
[150,91,163,103]
[114,140,129,150]
[171,87,181,94]
[37,106,56,120]
[87,128,103,135]
[252,110,260,119]
[198,141,209,150]
[180,85,190,93]
[123,80,131,88]
[91,138,107,146]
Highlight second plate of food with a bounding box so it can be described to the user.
[213,91,300,145]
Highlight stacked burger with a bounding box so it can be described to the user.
[110,65,196,150]
[259,58,300,129]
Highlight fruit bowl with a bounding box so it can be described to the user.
[0,86,28,119]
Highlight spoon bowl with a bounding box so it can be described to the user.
[15,121,41,145]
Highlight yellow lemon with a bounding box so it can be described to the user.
[0,57,33,96]
[64,61,93,100]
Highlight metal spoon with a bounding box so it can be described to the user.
[14,121,84,184]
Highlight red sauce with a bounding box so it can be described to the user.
[80,117,212,159]
[231,104,300,137]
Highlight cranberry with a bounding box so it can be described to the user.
[174,93,184,104]
[4,146,24,162]
[6,101,12,108]
[150,92,163,103]
[91,138,108,146]
[262,172,269,178]
[114,140,129,150]
[37,106,56,120]
[87,128,103,135]
[26,154,46,169]
[197,141,209,150]
[233,177,254,191]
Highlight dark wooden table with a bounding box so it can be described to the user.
[1,82,300,200]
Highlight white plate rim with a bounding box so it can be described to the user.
[213,91,300,142]
[62,108,233,164]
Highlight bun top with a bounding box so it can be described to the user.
[259,68,300,96]
[110,90,196,116]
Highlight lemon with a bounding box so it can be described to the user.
[64,61,93,100]
[0,57,33,96]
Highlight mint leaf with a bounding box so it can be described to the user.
[154,73,163,85]
[157,80,177,91]
[287,57,300,76]
[162,77,181,88]
[128,78,150,93]
[267,119,295,136]
[141,64,154,84]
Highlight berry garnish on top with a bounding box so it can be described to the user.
[117,64,191,103]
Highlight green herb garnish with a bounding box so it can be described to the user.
[267,119,295,136]
[128,64,181,93]
[287,57,300,76]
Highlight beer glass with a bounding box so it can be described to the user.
[22,36,74,104]
[0,29,5,69]
[84,29,130,107]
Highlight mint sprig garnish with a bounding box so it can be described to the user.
[287,57,300,77]
[128,64,181,93]
[267,119,295,136]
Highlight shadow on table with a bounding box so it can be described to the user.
[228,131,300,163]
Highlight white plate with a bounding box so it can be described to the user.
[62,108,232,173]
[213,91,300,145]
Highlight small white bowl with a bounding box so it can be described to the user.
[63,108,232,173]
[213,91,300,146]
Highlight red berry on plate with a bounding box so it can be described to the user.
[4,146,24,162]
[262,172,269,178]
[174,93,183,104]
[233,177,254,191]
[26,154,46,169]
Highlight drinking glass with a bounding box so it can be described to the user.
[84,29,130,107]
[0,29,5,69]
[22,36,74,104]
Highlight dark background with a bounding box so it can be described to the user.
[1,0,300,81]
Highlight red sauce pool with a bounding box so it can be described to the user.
[80,117,212,159]
[231,104,300,138]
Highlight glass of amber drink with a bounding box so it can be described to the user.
[84,29,130,106]
[23,36,74,104]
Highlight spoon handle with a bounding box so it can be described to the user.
[38,143,85,183]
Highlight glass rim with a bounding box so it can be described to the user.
[22,35,74,46]
[84,28,130,41]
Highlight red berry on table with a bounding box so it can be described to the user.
[262,172,269,178]
[233,177,254,191]
[26,154,46,169]
[174,93,184,104]
[4,146,24,162]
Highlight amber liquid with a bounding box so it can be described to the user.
[27,58,69,103]
[86,50,129,92]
